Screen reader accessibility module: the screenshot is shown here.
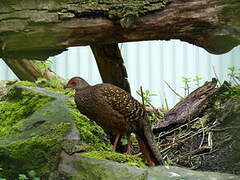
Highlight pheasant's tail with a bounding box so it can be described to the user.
[136,121,163,166]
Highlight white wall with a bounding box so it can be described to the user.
[0,40,239,107]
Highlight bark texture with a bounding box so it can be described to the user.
[0,0,239,59]
[153,78,219,133]
[90,44,131,93]
[3,58,62,82]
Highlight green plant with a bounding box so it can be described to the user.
[18,174,28,180]
[27,170,40,180]
[181,77,191,96]
[0,168,6,180]
[0,167,40,180]
[149,113,159,122]
[36,59,54,76]
[193,76,202,87]
[136,88,164,121]
[136,89,157,107]
[227,66,240,86]
[17,170,40,180]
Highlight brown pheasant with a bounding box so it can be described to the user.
[65,77,163,166]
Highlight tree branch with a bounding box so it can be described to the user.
[3,58,63,82]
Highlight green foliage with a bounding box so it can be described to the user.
[181,77,191,96]
[141,89,157,105]
[120,133,137,146]
[149,112,160,122]
[35,60,53,76]
[193,76,202,87]
[136,88,164,121]
[136,89,157,107]
[227,66,240,86]
[0,170,40,180]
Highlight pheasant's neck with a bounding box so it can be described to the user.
[76,85,91,91]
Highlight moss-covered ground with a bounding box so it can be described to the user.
[83,151,147,168]
[0,87,52,140]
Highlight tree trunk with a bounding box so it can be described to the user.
[3,58,62,82]
[90,44,131,93]
[0,0,239,60]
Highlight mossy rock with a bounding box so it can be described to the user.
[83,151,147,168]
[58,154,240,180]
[0,82,111,179]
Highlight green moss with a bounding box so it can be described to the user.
[34,77,74,97]
[0,136,62,179]
[0,84,73,179]
[0,88,52,140]
[0,80,124,179]
[74,0,168,19]
[46,87,75,97]
[36,77,65,89]
[83,151,147,168]
[14,81,37,87]
[50,122,72,138]
[68,99,111,151]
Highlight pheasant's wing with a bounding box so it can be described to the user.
[93,84,146,123]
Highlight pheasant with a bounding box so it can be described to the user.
[65,77,163,166]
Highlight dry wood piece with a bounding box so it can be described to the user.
[153,78,219,133]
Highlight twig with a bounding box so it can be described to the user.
[179,125,216,144]
[212,65,222,86]
[190,146,211,156]
[164,97,169,111]
[139,86,145,107]
[208,132,213,149]
[164,80,184,99]
[157,117,200,139]
[221,81,235,93]
[212,126,240,132]
[198,119,205,148]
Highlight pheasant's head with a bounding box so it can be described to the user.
[65,77,90,90]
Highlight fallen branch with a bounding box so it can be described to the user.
[153,78,221,133]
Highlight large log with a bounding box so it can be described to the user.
[0,0,239,59]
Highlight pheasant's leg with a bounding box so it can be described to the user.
[112,134,121,152]
[126,135,131,154]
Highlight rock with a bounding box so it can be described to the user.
[0,82,110,179]
[58,154,239,180]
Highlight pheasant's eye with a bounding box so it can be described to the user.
[70,81,77,86]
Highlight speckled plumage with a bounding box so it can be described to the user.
[66,77,163,166]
